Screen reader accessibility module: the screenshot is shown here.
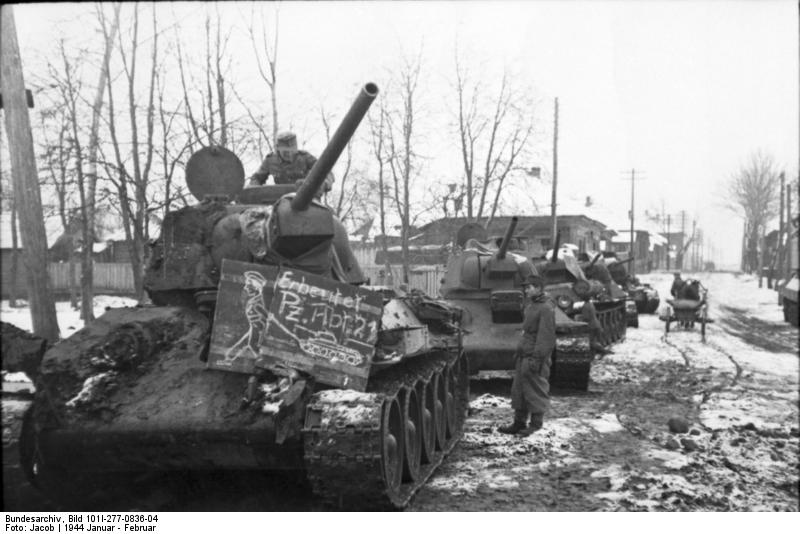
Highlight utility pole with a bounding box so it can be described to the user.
[622,169,645,276]
[778,172,785,280]
[629,169,635,275]
[786,184,793,277]
[666,214,671,271]
[550,97,559,246]
[679,210,686,270]
[0,5,60,341]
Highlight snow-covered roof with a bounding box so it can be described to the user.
[611,229,667,247]
[0,212,63,249]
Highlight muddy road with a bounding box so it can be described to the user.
[409,272,799,511]
[4,273,798,511]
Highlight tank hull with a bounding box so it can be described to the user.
[27,306,308,475]
[449,296,593,390]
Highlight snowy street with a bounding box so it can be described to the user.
[2,272,798,511]
[409,272,799,511]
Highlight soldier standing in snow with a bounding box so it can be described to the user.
[498,275,557,436]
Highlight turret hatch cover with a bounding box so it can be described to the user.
[185,146,245,201]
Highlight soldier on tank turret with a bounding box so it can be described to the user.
[247,131,334,194]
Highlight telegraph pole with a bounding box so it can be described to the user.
[666,214,671,270]
[679,210,686,270]
[630,169,635,275]
[550,97,559,246]
[0,5,60,341]
[778,172,785,280]
[622,169,645,275]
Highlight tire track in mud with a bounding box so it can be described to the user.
[661,332,742,406]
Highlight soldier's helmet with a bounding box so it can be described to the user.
[276,131,298,158]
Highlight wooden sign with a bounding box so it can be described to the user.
[208,259,382,391]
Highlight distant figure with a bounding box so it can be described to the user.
[670,272,685,298]
[678,279,704,302]
[247,131,333,194]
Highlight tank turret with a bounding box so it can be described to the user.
[144,84,378,306]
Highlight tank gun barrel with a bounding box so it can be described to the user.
[617,257,635,266]
[292,83,379,211]
[496,216,519,260]
[589,252,603,267]
[551,232,561,263]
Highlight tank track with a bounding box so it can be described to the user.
[595,303,627,345]
[302,348,469,510]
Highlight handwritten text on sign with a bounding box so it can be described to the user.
[262,269,382,389]
[207,260,382,391]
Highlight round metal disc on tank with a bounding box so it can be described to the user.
[185,146,244,201]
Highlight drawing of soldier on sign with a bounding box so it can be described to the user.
[224,271,270,363]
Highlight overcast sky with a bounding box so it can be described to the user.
[10,1,799,269]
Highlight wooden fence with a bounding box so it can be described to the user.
[39,262,446,299]
[47,262,136,295]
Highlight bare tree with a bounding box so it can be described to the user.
[381,54,424,284]
[452,50,539,228]
[725,150,782,277]
[367,100,394,279]
[247,4,280,147]
[103,3,160,299]
[38,104,80,308]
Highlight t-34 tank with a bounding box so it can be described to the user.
[440,217,593,390]
[578,253,641,328]
[596,252,660,315]
[20,83,469,511]
[531,242,627,349]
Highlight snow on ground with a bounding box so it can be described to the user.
[411,271,798,511]
[2,272,797,511]
[1,296,138,338]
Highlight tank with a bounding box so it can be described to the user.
[440,217,594,390]
[597,252,660,315]
[20,83,470,511]
[778,272,798,326]
[577,253,640,328]
[531,242,627,349]
[2,323,52,510]
[778,225,799,326]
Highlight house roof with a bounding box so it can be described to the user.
[0,212,63,249]
[419,214,610,237]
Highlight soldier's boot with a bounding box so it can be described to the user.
[518,414,544,437]
[498,410,529,435]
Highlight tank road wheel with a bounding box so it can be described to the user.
[381,397,405,497]
[444,366,458,440]
[454,352,470,428]
[418,380,436,465]
[401,386,422,482]
[433,371,448,450]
